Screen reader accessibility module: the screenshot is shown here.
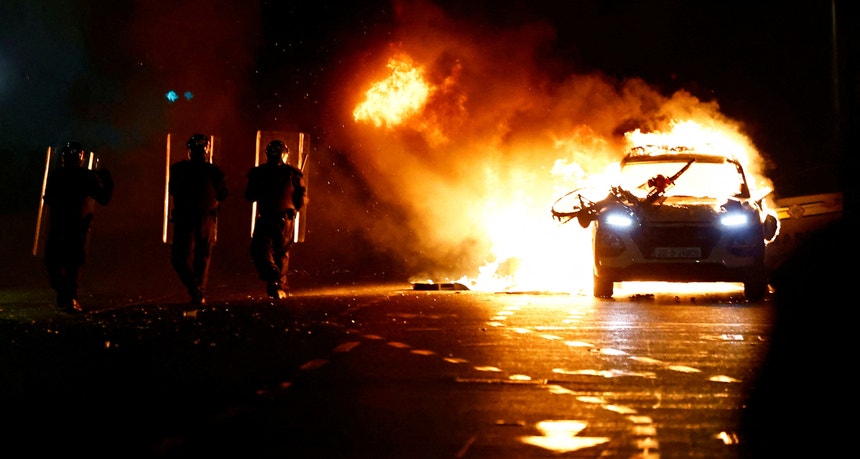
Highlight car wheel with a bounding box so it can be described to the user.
[744,276,768,302]
[593,274,614,298]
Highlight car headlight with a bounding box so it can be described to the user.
[603,211,636,228]
[719,212,750,227]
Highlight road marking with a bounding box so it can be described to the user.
[333,341,360,352]
[667,365,701,373]
[520,420,610,453]
[300,359,327,371]
[474,365,502,372]
[455,434,478,458]
[564,340,594,347]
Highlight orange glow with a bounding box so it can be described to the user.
[348,44,778,295]
[353,55,432,128]
[624,119,773,198]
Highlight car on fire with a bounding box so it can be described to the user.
[552,146,779,301]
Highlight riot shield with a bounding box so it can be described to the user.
[34,147,100,256]
[163,133,218,243]
[162,134,171,243]
[250,130,310,243]
[32,146,52,256]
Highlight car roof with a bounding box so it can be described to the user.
[621,147,739,167]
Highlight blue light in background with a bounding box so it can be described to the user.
[166,90,194,103]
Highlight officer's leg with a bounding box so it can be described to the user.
[44,231,77,309]
[171,221,197,295]
[193,217,216,299]
[66,227,88,303]
[276,218,296,289]
[252,217,286,298]
[251,218,279,282]
[44,240,64,299]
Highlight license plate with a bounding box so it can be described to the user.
[653,247,701,258]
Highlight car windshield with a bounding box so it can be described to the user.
[618,158,746,200]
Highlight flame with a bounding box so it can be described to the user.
[349,50,777,295]
[353,55,432,129]
[624,119,774,197]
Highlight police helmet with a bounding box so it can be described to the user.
[187,134,210,152]
[265,140,288,162]
[60,141,86,168]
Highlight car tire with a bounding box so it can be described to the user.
[593,274,614,298]
[743,254,769,301]
[743,276,768,302]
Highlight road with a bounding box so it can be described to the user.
[1,282,778,458]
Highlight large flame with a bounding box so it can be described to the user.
[343,4,777,295]
[353,55,432,129]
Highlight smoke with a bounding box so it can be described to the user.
[2,0,810,294]
[323,0,775,285]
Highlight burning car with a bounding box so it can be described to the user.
[552,146,779,300]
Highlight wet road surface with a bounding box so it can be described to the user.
[1,282,782,458]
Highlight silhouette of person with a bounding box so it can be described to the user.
[244,140,308,298]
[43,141,113,312]
[168,134,228,305]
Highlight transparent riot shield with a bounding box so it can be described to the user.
[250,130,310,243]
[32,146,52,256]
[34,147,100,256]
[162,134,171,244]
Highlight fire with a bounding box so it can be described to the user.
[350,52,776,295]
[624,119,774,198]
[625,120,758,185]
[353,55,432,128]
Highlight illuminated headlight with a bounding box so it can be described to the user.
[720,212,750,227]
[604,212,635,228]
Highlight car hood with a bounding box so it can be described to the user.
[635,198,726,223]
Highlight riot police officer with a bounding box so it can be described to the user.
[168,134,228,305]
[43,141,113,312]
[245,140,308,298]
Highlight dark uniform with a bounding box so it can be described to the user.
[245,140,308,298]
[168,134,228,305]
[43,141,113,312]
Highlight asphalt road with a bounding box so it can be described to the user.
[2,282,782,458]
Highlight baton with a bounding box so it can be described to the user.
[32,146,52,256]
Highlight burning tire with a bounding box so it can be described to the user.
[593,274,614,298]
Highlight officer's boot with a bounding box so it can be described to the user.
[266,282,287,299]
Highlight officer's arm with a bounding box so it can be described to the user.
[93,169,114,205]
[294,174,309,209]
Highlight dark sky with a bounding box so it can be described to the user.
[1,0,855,290]
[1,1,850,196]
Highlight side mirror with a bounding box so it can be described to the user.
[762,213,779,242]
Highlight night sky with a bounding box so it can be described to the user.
[1,0,855,291]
